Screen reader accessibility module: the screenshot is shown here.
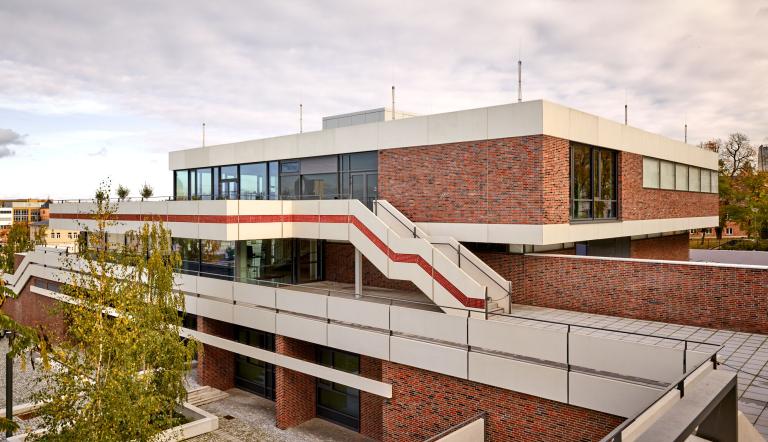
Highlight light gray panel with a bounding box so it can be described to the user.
[300,155,338,174]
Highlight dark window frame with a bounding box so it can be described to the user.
[570,143,619,222]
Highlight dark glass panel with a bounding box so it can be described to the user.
[174,170,189,200]
[280,160,299,173]
[200,240,235,279]
[572,144,592,200]
[301,173,338,199]
[194,168,212,200]
[268,161,279,200]
[279,175,300,199]
[238,239,293,284]
[240,163,268,200]
[172,238,200,273]
[349,151,377,171]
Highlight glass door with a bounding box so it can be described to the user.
[350,172,377,209]
[316,348,360,431]
[235,327,276,400]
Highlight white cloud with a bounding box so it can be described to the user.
[0,0,766,197]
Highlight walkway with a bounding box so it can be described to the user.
[506,304,768,438]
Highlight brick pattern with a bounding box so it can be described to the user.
[478,252,768,334]
[382,360,622,442]
[1,277,67,341]
[13,253,25,272]
[630,233,690,261]
[275,335,316,429]
[196,316,235,391]
[360,356,384,440]
[620,152,719,220]
[378,136,570,225]
[323,242,420,293]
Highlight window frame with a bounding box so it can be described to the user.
[570,143,618,222]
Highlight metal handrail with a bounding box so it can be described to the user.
[373,200,512,296]
[599,350,721,442]
[423,411,487,442]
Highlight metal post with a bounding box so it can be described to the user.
[354,248,362,298]
[6,331,14,437]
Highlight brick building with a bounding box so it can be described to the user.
[3,101,751,440]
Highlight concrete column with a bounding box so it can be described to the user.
[354,248,362,298]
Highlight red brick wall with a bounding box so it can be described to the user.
[630,233,689,261]
[382,360,622,442]
[1,277,67,340]
[620,153,718,220]
[323,242,420,293]
[479,253,768,334]
[197,316,235,391]
[360,356,384,440]
[275,335,316,429]
[13,253,25,272]
[378,136,570,225]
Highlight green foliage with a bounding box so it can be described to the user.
[720,171,768,241]
[31,182,196,441]
[1,223,34,273]
[140,183,154,201]
[116,185,130,201]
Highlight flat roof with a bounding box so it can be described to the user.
[169,99,718,171]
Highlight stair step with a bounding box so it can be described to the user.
[187,385,229,406]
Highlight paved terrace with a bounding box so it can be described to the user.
[506,303,768,438]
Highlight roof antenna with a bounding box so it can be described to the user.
[299,103,303,133]
[517,42,522,103]
[684,114,688,143]
[391,85,396,120]
[624,90,628,125]
[202,122,206,147]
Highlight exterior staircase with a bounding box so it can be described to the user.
[373,200,512,314]
[187,386,229,407]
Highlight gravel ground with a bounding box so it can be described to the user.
[188,388,371,442]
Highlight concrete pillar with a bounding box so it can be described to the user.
[354,248,362,298]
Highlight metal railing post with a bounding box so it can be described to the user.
[5,331,14,438]
[567,324,571,404]
[484,286,488,320]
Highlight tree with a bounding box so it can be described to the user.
[32,183,196,441]
[116,185,130,201]
[720,133,756,178]
[725,171,768,240]
[1,223,34,273]
[140,183,154,201]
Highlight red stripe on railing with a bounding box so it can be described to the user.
[52,211,485,308]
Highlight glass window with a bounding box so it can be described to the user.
[175,170,189,200]
[268,161,279,200]
[279,175,300,199]
[172,238,200,273]
[571,144,592,219]
[660,161,675,190]
[348,151,378,171]
[301,173,338,199]
[571,144,617,220]
[711,171,719,194]
[643,157,660,188]
[237,239,293,284]
[201,240,235,279]
[219,165,239,199]
[280,160,299,173]
[594,149,616,218]
[675,164,688,191]
[301,155,337,174]
[700,169,711,193]
[194,168,213,200]
[689,167,701,192]
[240,163,268,200]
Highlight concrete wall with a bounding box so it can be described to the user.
[691,249,768,266]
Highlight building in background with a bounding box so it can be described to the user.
[759,144,768,172]
[4,100,755,441]
[0,199,48,224]
[29,219,79,252]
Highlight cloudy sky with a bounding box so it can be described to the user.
[1,0,766,199]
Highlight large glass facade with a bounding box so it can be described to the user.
[316,347,360,431]
[174,238,322,285]
[571,143,617,221]
[235,327,275,400]
[173,152,377,205]
[201,240,236,279]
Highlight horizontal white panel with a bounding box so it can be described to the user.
[468,318,566,364]
[569,372,662,418]
[196,297,233,323]
[184,295,197,315]
[233,305,276,333]
[275,287,327,317]
[327,296,389,330]
[468,352,567,403]
[569,334,684,383]
[390,336,467,379]
[275,314,327,346]
[327,324,389,360]
[233,282,275,308]
[390,306,467,345]
[196,276,233,301]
